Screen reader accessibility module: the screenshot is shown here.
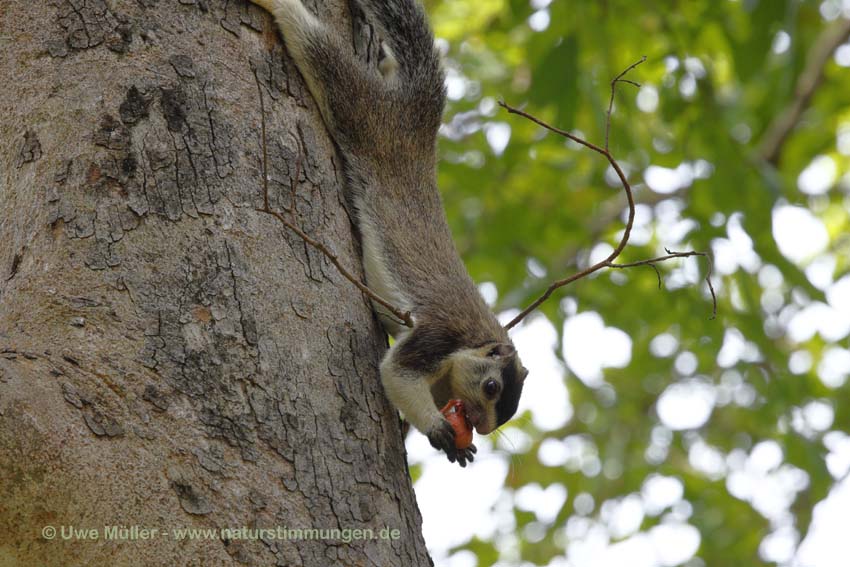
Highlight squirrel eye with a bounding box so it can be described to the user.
[483,379,500,399]
[488,344,515,358]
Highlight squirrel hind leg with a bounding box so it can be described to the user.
[251,0,381,133]
[354,0,439,80]
[248,0,279,13]
[249,0,325,66]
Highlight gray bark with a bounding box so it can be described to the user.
[0,1,431,565]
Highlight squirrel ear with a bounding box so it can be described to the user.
[520,367,529,382]
[487,343,515,358]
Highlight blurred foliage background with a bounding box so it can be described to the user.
[415,0,850,565]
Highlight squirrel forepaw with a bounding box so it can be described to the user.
[427,418,457,458]
[427,419,476,467]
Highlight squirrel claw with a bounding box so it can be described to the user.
[427,419,459,462]
[428,419,476,467]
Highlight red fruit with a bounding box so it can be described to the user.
[440,399,473,450]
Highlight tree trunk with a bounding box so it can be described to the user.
[0,1,431,565]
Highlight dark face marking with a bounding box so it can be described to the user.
[494,359,524,427]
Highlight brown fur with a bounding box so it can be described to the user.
[251,0,527,465]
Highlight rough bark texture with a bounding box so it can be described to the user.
[0,1,431,565]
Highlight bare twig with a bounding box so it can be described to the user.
[501,57,717,329]
[252,69,413,328]
[606,55,647,151]
[611,248,717,319]
[758,18,850,165]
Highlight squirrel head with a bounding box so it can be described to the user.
[443,342,528,434]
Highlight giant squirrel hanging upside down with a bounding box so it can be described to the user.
[248,0,528,467]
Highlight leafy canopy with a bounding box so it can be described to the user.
[422,0,850,564]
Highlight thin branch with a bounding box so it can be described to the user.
[606,55,646,151]
[258,206,414,327]
[647,263,663,289]
[501,57,716,329]
[758,18,850,165]
[251,68,413,328]
[611,248,717,319]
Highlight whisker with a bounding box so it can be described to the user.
[494,429,518,452]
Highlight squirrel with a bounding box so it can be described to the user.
[248,0,528,466]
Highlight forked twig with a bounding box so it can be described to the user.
[252,68,414,328]
[610,248,717,319]
[606,56,646,151]
[500,56,717,330]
